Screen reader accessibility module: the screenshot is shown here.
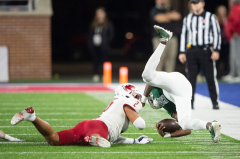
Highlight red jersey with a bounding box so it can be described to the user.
[225,4,240,40]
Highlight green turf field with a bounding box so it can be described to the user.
[0,93,240,159]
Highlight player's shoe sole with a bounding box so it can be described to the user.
[209,120,221,143]
[84,136,111,148]
[153,25,173,42]
[11,112,24,125]
[11,107,35,125]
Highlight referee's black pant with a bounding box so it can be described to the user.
[186,46,219,108]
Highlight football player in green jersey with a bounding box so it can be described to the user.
[141,25,221,143]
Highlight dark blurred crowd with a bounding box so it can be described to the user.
[87,0,240,83]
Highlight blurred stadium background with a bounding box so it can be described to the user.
[0,0,229,81]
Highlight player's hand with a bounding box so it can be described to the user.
[156,123,165,137]
[134,135,153,144]
[179,54,186,64]
[211,51,219,61]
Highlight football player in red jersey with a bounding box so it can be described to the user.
[11,83,152,147]
[141,25,221,142]
[0,130,25,141]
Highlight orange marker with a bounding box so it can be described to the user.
[103,62,112,86]
[119,67,128,84]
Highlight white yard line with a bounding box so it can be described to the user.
[0,119,89,121]
[0,113,98,115]
[0,142,47,144]
[0,107,102,110]
[0,103,99,106]
[0,126,73,128]
[0,152,239,154]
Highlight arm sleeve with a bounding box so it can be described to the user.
[133,117,145,130]
[180,17,188,53]
[211,14,221,51]
[112,136,134,144]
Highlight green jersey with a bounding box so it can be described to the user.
[151,87,176,116]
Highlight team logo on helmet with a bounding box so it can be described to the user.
[123,84,136,92]
[115,83,141,101]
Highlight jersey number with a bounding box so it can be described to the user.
[133,101,139,107]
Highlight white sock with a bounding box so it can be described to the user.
[5,134,13,141]
[142,43,165,82]
[113,136,134,144]
[4,134,24,141]
[22,109,36,122]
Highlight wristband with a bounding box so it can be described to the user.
[141,95,148,103]
[163,133,171,138]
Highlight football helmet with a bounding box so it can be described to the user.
[148,92,162,109]
[114,83,142,101]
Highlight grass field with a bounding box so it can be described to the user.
[0,92,240,159]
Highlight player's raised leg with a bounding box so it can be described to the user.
[142,25,175,100]
[142,25,172,84]
[11,107,59,145]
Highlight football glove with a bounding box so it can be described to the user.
[134,135,153,144]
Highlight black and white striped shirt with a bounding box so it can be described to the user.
[180,11,221,53]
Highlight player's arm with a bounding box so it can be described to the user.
[156,123,191,138]
[167,11,181,21]
[141,84,154,106]
[154,13,171,23]
[124,106,145,130]
[121,106,153,144]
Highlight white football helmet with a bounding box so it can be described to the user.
[114,83,142,101]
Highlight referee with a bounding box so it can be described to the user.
[178,0,221,110]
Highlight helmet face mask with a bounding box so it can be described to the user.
[132,91,142,101]
[148,93,162,109]
[115,83,142,101]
